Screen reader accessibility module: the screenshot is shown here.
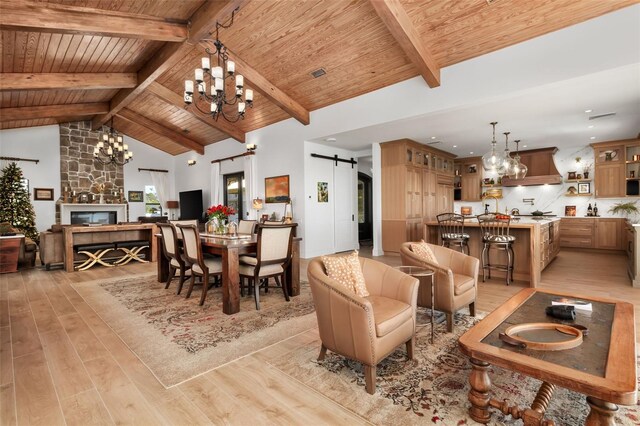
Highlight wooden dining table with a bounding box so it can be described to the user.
[156,233,301,315]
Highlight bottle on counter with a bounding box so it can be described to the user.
[587,203,593,216]
[594,203,598,217]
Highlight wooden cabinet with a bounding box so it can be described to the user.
[595,163,624,198]
[560,218,594,248]
[592,140,640,198]
[455,157,482,202]
[560,218,624,250]
[595,219,623,250]
[381,139,456,252]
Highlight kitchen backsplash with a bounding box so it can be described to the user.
[454,144,638,219]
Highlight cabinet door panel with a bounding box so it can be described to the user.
[595,164,624,198]
[595,219,622,250]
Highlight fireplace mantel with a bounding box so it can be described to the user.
[59,203,128,224]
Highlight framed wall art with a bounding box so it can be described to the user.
[128,190,144,202]
[317,182,328,202]
[578,183,591,194]
[265,175,290,203]
[33,188,54,201]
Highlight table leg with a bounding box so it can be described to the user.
[468,358,492,424]
[287,239,300,296]
[222,247,240,315]
[156,235,169,283]
[585,397,618,426]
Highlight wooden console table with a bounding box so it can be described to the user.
[63,224,157,272]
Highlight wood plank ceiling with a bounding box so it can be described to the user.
[0,0,636,155]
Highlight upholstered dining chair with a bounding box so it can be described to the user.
[238,219,257,234]
[176,224,223,306]
[307,257,419,394]
[239,225,294,310]
[400,242,478,332]
[157,222,189,294]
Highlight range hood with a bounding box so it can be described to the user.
[501,147,562,187]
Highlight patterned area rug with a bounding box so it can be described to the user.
[271,310,640,425]
[72,273,316,387]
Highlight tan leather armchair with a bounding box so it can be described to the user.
[400,242,478,333]
[307,257,419,394]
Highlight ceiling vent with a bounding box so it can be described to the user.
[485,0,499,4]
[589,112,616,120]
[310,68,326,78]
[426,140,441,145]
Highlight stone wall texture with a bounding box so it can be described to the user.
[57,121,126,223]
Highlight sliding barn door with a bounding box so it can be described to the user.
[334,161,357,252]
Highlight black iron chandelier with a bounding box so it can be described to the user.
[93,118,132,166]
[184,9,253,123]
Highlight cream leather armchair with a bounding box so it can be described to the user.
[307,257,419,394]
[400,242,478,333]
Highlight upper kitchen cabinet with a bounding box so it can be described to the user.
[454,157,482,201]
[592,139,640,198]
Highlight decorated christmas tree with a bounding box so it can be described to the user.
[0,162,38,242]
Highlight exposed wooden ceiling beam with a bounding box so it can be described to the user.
[0,73,137,91]
[146,82,245,143]
[0,103,109,122]
[223,48,310,126]
[0,1,187,42]
[116,108,205,155]
[369,0,440,88]
[91,0,246,131]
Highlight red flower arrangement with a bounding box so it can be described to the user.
[207,204,236,222]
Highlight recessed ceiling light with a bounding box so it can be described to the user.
[431,136,436,139]
[453,145,457,148]
[469,151,474,154]
[584,109,592,113]
[523,145,527,148]
[588,125,594,129]
[590,136,596,140]
[325,137,337,142]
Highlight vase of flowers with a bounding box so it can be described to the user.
[206,204,235,234]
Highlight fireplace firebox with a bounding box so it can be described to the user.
[70,211,117,225]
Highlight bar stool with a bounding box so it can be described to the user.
[477,213,515,285]
[436,213,470,254]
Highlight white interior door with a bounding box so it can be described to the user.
[334,161,356,252]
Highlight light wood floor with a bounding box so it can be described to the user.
[1,248,638,425]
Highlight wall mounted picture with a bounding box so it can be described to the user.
[578,183,591,194]
[128,190,144,202]
[265,175,290,203]
[33,188,54,201]
[317,182,328,202]
[565,205,577,217]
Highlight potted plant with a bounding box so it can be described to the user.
[206,204,236,234]
[609,201,639,222]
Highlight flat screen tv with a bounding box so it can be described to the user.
[179,189,204,221]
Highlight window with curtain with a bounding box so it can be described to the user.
[145,185,162,216]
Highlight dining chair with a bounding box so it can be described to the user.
[239,225,294,310]
[238,219,257,234]
[156,223,189,295]
[177,224,223,306]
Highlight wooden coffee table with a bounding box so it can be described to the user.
[459,288,636,425]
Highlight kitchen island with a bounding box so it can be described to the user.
[424,217,561,287]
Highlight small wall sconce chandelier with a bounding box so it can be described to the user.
[94,118,133,166]
[246,143,257,152]
[187,159,197,166]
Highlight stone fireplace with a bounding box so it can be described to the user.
[56,121,127,223]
